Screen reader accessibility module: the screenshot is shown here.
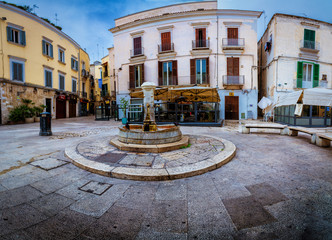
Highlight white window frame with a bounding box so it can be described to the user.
[135,65,142,88]
[162,61,172,86]
[44,68,53,88]
[58,48,65,63]
[195,59,207,85]
[71,57,78,71]
[72,77,77,92]
[10,58,25,82]
[59,73,65,91]
[44,41,52,57]
[303,63,313,89]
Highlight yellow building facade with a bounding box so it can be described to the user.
[0,2,92,124]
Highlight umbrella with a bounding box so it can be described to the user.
[170,86,220,102]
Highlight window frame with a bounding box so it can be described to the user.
[7,25,26,46]
[134,65,143,88]
[195,59,207,85]
[44,68,53,88]
[71,57,78,71]
[58,48,65,63]
[10,58,25,82]
[59,73,65,91]
[162,61,172,86]
[72,77,77,92]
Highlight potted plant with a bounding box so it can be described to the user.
[21,98,35,123]
[120,97,129,124]
[33,105,46,122]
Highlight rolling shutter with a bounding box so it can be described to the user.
[297,61,303,88]
[313,64,319,88]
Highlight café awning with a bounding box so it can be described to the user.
[275,90,303,107]
[303,88,332,106]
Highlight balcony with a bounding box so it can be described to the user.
[222,38,245,50]
[300,40,320,53]
[192,40,210,49]
[130,47,144,58]
[158,43,174,53]
[223,75,245,86]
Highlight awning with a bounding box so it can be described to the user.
[303,88,332,106]
[275,90,302,107]
[130,87,169,101]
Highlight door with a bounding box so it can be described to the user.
[69,101,76,118]
[227,57,240,84]
[225,96,239,120]
[161,32,171,51]
[45,98,52,114]
[195,28,206,48]
[227,28,238,46]
[56,98,66,119]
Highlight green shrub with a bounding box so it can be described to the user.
[9,106,26,122]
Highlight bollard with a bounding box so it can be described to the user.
[39,112,52,136]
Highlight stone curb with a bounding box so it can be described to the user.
[65,135,236,181]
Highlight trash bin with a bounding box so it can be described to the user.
[39,112,52,136]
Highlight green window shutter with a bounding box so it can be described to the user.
[71,58,74,69]
[313,64,319,87]
[42,40,46,55]
[50,44,53,58]
[297,61,303,88]
[20,31,26,46]
[6,26,12,42]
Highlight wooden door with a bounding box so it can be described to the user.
[227,28,238,45]
[195,28,206,47]
[161,32,171,51]
[69,101,76,118]
[227,58,239,84]
[56,98,66,119]
[225,96,239,120]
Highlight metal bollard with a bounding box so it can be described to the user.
[39,112,52,136]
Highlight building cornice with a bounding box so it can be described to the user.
[0,2,81,49]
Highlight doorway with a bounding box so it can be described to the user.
[56,98,66,119]
[69,100,76,118]
[45,98,52,114]
[225,96,239,120]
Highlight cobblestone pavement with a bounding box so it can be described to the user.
[0,116,331,239]
[77,135,224,169]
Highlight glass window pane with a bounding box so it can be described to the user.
[302,105,310,117]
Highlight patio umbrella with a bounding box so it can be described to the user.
[169,86,220,102]
[129,87,169,101]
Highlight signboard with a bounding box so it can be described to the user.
[229,92,234,96]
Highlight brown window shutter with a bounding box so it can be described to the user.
[234,58,239,76]
[227,58,233,76]
[206,58,210,84]
[195,29,199,42]
[141,64,144,83]
[202,28,206,40]
[227,28,238,39]
[129,65,135,89]
[172,60,178,85]
[190,59,196,84]
[158,61,163,86]
[161,32,171,51]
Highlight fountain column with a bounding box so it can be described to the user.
[141,82,157,131]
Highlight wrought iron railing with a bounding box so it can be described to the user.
[300,40,319,51]
[222,38,245,47]
[223,75,245,85]
[192,39,210,49]
[158,43,174,53]
[130,47,144,57]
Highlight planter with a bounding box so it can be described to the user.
[122,118,128,125]
[34,117,40,122]
[25,117,34,123]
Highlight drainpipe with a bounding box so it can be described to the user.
[78,50,81,116]
[216,15,219,88]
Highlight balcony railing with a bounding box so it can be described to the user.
[300,40,320,51]
[158,43,174,53]
[222,38,245,48]
[130,47,144,57]
[223,75,245,86]
[192,40,210,49]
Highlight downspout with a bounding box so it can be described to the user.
[216,14,219,88]
[78,50,81,116]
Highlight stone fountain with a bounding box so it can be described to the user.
[111,82,189,152]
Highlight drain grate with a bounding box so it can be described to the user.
[78,181,113,195]
[94,152,127,165]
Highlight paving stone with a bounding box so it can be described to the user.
[70,183,130,217]
[79,181,112,195]
[0,185,44,210]
[222,195,277,230]
[120,155,155,167]
[0,204,48,237]
[30,157,68,170]
[135,231,187,240]
[2,231,34,240]
[94,152,127,165]
[56,179,92,200]
[213,179,252,199]
[246,182,288,206]
[155,182,187,201]
[0,184,7,193]
[28,193,75,217]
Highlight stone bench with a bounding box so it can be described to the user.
[315,133,332,147]
[242,123,288,135]
[288,127,331,145]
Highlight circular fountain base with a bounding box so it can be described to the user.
[118,124,182,145]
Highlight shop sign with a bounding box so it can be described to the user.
[229,92,234,96]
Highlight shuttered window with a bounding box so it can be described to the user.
[161,32,171,51]
[6,26,26,46]
[10,60,24,82]
[297,61,320,88]
[129,64,144,88]
[133,37,142,56]
[304,29,315,49]
[72,78,77,92]
[227,28,238,46]
[45,69,53,88]
[58,48,65,63]
[59,74,65,90]
[158,61,178,86]
[297,61,303,88]
[71,58,78,71]
[313,64,319,87]
[42,40,53,58]
[190,58,209,85]
[195,28,206,48]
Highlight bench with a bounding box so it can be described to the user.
[242,123,288,135]
[315,133,332,147]
[288,127,331,145]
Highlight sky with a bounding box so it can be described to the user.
[5,0,332,63]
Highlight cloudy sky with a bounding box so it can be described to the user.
[6,0,332,63]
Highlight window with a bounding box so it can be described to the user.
[160,32,172,52]
[7,26,26,46]
[59,74,65,90]
[10,59,24,82]
[82,61,86,70]
[297,61,319,88]
[58,48,65,63]
[42,40,53,58]
[72,78,77,92]
[304,29,315,49]
[226,57,240,84]
[129,64,144,88]
[133,37,142,56]
[163,62,172,85]
[45,69,53,88]
[195,28,206,48]
[190,58,209,85]
[71,57,78,71]
[227,28,239,46]
[158,61,178,86]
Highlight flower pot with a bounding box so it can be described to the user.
[34,117,40,122]
[25,117,34,123]
[122,117,128,125]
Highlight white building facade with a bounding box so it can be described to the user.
[110,1,261,123]
[258,14,332,127]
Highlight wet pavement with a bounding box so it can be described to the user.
[0,116,331,239]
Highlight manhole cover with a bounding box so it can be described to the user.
[94,152,127,164]
[79,181,112,195]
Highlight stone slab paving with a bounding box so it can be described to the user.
[0,117,331,239]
